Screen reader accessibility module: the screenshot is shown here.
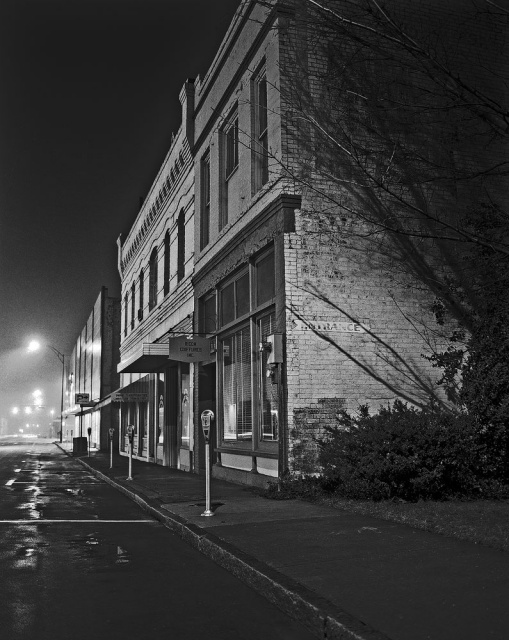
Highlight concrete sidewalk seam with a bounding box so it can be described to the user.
[68,450,391,640]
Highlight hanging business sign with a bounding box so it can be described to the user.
[111,392,149,403]
[168,336,211,362]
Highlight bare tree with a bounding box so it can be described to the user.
[266,0,509,335]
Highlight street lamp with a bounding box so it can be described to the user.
[28,341,66,443]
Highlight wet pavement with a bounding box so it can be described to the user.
[0,439,316,640]
[60,440,509,640]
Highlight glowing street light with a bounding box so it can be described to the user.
[12,407,19,415]
[27,340,40,353]
[27,340,66,443]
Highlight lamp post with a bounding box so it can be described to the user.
[28,341,66,443]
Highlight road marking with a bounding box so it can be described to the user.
[6,481,101,485]
[0,519,156,524]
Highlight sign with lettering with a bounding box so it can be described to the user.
[168,336,211,362]
[75,393,90,404]
[294,320,367,333]
[111,392,149,403]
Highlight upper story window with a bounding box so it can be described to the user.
[177,210,185,282]
[124,293,128,337]
[220,109,239,231]
[163,230,171,296]
[138,269,144,320]
[225,112,239,178]
[252,66,269,193]
[200,151,210,250]
[149,248,158,310]
[131,282,136,330]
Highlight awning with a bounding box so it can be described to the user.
[117,343,169,374]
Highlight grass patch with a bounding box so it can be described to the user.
[321,497,509,551]
[262,480,509,551]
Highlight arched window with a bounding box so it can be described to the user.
[138,269,144,320]
[131,282,136,329]
[177,210,185,282]
[149,248,158,310]
[163,230,171,296]
[124,293,128,336]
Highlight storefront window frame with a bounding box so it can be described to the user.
[214,244,278,453]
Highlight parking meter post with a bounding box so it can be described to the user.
[87,427,92,457]
[200,410,215,517]
[126,425,134,480]
[109,428,114,469]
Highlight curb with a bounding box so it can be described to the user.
[60,446,391,640]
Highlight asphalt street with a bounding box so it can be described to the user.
[0,438,314,640]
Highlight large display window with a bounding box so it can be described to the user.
[206,245,279,453]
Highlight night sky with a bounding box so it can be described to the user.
[0,0,241,423]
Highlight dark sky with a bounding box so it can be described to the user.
[0,0,241,422]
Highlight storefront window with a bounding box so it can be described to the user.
[220,271,250,327]
[200,293,216,334]
[258,312,278,440]
[181,365,190,447]
[256,251,275,306]
[221,326,252,441]
[216,246,277,447]
[157,373,165,444]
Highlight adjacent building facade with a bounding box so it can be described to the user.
[116,81,196,470]
[65,287,120,451]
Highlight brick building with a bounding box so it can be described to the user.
[115,0,502,484]
[115,82,196,470]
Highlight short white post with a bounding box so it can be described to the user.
[127,442,133,480]
[201,441,213,517]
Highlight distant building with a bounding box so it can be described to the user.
[65,287,120,450]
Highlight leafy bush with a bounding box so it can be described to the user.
[317,401,508,501]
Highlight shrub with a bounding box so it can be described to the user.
[317,401,508,501]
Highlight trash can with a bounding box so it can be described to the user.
[73,437,88,456]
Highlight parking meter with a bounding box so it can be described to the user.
[87,427,92,437]
[126,425,135,480]
[200,410,215,517]
[108,428,115,469]
[201,410,214,443]
[86,427,92,457]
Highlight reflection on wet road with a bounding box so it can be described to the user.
[0,440,313,640]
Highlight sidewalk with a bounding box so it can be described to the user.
[58,442,509,640]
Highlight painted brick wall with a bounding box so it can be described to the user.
[274,0,507,474]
